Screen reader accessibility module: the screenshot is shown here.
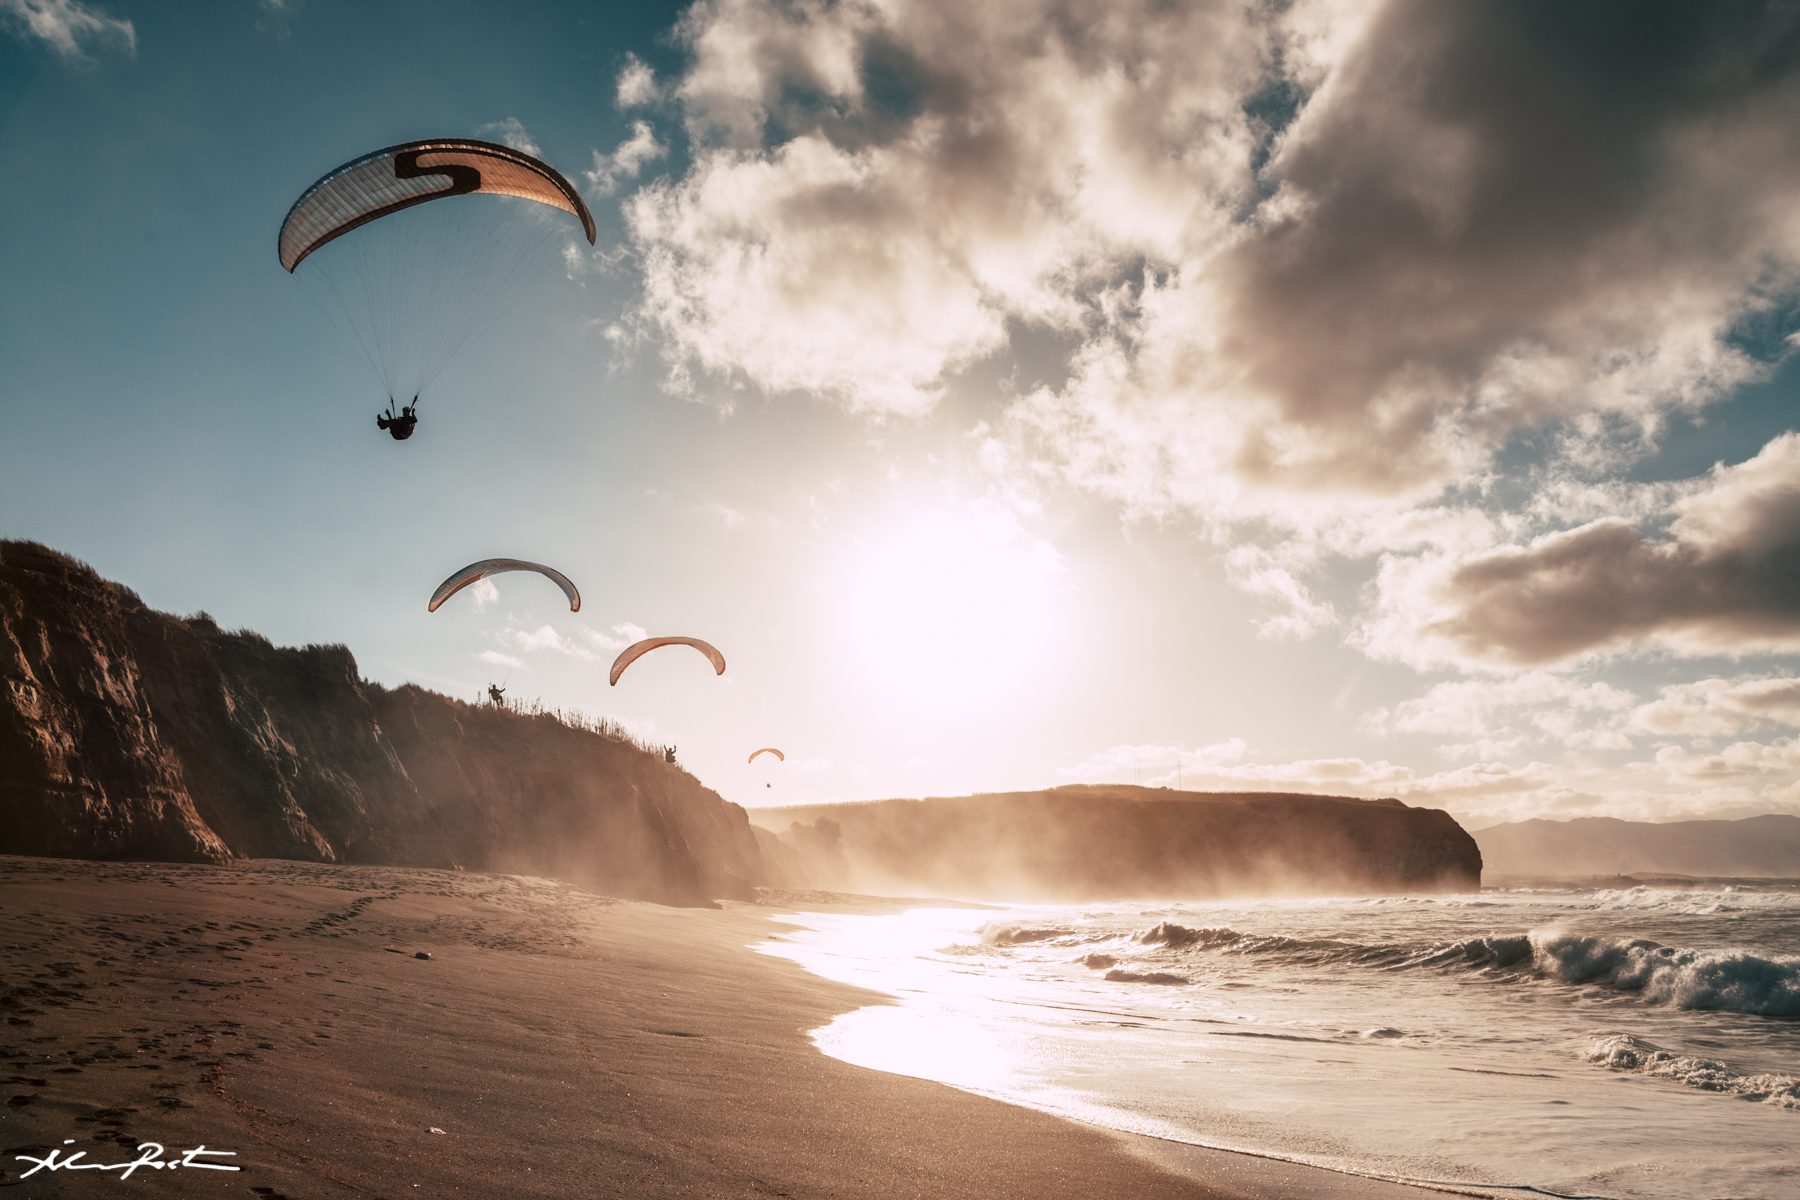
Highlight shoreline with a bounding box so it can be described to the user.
[0,856,1445,1198]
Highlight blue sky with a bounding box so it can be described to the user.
[4,0,1799,820]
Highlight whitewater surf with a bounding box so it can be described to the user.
[760,883,1800,1200]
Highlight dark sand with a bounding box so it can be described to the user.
[0,858,1451,1198]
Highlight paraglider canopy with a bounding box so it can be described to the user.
[278,138,596,272]
[748,747,785,764]
[429,559,580,613]
[280,138,596,407]
[609,637,727,687]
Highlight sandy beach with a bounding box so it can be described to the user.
[0,857,1454,1199]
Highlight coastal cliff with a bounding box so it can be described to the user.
[754,786,1482,899]
[0,541,760,905]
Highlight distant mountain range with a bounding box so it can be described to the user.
[1473,815,1800,879]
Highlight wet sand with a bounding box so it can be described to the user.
[0,857,1449,1198]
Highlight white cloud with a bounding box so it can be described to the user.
[1224,545,1336,640]
[1,0,134,57]
[624,0,1800,543]
[1361,434,1800,669]
[629,0,1266,415]
[1366,673,1636,752]
[465,578,501,611]
[585,121,667,197]
[1632,676,1800,738]
[577,623,649,653]
[1650,738,1800,781]
[616,52,659,107]
[474,116,542,157]
[498,623,597,660]
[476,650,526,670]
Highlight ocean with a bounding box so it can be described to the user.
[757,884,1800,1200]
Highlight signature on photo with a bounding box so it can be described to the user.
[15,1140,241,1180]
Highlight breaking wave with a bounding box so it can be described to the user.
[1523,933,1800,1016]
[1114,923,1800,1017]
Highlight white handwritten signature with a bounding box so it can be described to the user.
[15,1140,241,1180]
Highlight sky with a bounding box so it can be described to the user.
[2,0,1799,823]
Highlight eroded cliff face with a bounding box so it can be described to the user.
[0,541,760,904]
[754,786,1482,900]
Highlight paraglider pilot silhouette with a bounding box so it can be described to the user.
[487,682,506,705]
[378,396,419,440]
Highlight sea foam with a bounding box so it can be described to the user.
[1585,1033,1800,1109]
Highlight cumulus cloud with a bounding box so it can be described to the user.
[628,0,1268,413]
[1632,676,1800,737]
[498,624,597,660]
[616,52,659,107]
[1650,738,1800,781]
[1367,673,1635,752]
[1,0,134,57]
[1365,433,1800,668]
[999,6,1800,532]
[465,578,501,611]
[477,650,526,670]
[577,622,649,653]
[474,117,542,157]
[625,0,1800,530]
[1224,545,1336,640]
[585,121,667,197]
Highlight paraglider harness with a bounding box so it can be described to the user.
[378,396,419,441]
[487,683,506,706]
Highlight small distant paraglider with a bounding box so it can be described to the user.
[609,636,726,686]
[748,752,784,788]
[428,559,580,613]
[749,747,785,786]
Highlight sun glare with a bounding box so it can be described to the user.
[826,504,1068,720]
